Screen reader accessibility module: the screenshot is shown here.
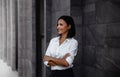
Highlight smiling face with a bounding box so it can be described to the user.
[57,19,71,36]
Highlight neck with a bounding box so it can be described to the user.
[60,33,68,40]
[59,33,67,45]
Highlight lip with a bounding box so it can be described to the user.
[57,29,62,31]
[57,30,62,33]
[57,30,61,33]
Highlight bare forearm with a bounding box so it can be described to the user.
[47,60,56,66]
[44,53,70,67]
[44,55,69,67]
[50,57,69,67]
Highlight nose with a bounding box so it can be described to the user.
[57,25,60,29]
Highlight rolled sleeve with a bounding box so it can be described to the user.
[66,40,78,65]
[44,61,50,67]
[43,39,53,67]
[66,55,74,65]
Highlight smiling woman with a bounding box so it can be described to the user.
[57,19,71,45]
[43,15,78,77]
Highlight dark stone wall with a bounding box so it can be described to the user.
[82,0,120,77]
[71,0,83,77]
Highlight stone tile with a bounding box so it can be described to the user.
[83,45,96,66]
[105,38,120,48]
[84,66,105,77]
[95,47,120,72]
[84,11,96,24]
[85,24,107,46]
[96,1,120,23]
[106,23,120,37]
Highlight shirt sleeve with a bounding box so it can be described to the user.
[66,40,78,66]
[44,61,49,67]
[43,39,53,67]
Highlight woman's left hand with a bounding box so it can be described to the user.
[43,55,53,61]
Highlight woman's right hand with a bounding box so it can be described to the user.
[63,53,70,59]
[43,55,53,61]
[48,60,56,66]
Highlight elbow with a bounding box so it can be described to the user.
[63,61,69,67]
[64,63,69,67]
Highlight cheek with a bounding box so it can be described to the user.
[64,26,69,31]
[58,26,64,30]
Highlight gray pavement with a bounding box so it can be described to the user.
[0,59,18,77]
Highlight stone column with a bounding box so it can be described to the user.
[10,0,17,70]
[0,0,2,59]
[17,0,36,77]
[6,0,11,66]
[2,0,7,62]
[1,0,4,59]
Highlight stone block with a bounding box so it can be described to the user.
[52,0,70,11]
[71,0,81,6]
[84,3,95,13]
[73,66,81,77]
[95,47,120,73]
[83,45,96,66]
[84,0,98,4]
[84,11,96,24]
[85,24,107,46]
[84,66,105,77]
[106,23,120,37]
[105,38,120,48]
[105,70,120,77]
[96,1,120,23]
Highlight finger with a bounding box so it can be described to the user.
[65,53,70,57]
[63,53,70,59]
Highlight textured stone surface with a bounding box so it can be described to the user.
[17,0,36,77]
[71,0,82,77]
[96,1,120,23]
[0,0,17,71]
[83,0,120,77]
[2,0,7,62]
[0,0,2,59]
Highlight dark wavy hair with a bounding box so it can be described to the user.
[57,15,76,38]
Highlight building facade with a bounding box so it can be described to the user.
[0,0,120,77]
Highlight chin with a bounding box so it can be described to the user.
[58,32,62,34]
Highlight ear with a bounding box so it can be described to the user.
[68,25,71,29]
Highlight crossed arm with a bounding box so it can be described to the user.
[43,53,70,67]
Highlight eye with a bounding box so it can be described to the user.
[60,23,63,26]
[57,23,63,26]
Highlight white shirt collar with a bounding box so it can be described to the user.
[55,36,72,42]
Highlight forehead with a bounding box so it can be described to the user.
[58,19,66,23]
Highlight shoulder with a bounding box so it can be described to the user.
[68,38,78,49]
[69,38,78,44]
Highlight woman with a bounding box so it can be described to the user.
[43,15,78,77]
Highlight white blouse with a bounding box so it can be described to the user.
[44,36,78,70]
